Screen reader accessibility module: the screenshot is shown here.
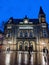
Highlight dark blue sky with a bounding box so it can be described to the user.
[0,0,49,30]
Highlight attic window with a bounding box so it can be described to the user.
[24,19,28,23]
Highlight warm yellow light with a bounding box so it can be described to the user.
[8,41,12,44]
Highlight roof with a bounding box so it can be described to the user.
[39,7,45,15]
[38,6,45,18]
[4,18,39,25]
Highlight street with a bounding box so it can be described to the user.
[0,51,49,65]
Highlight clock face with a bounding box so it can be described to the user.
[24,20,28,23]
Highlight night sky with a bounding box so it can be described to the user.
[0,0,49,30]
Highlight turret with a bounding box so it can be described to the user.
[38,7,46,23]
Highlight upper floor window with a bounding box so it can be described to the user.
[20,31,23,37]
[29,31,33,38]
[42,29,47,37]
[24,31,28,37]
[42,29,47,33]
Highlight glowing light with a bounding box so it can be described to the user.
[24,20,28,23]
[42,42,45,44]
[19,26,33,29]
[8,41,12,44]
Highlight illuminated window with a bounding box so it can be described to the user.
[8,41,12,44]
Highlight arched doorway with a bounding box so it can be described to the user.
[24,41,29,51]
[18,41,23,51]
[25,46,28,51]
[30,41,35,51]
[19,45,22,51]
[30,45,33,51]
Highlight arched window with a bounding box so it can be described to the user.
[24,31,28,37]
[20,31,23,37]
[30,31,33,37]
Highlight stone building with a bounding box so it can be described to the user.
[2,7,49,51]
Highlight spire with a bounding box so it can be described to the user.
[39,6,45,15]
[38,6,45,17]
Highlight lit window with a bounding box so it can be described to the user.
[42,29,47,37]
[8,41,12,44]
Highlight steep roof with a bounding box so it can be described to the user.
[39,6,45,15]
[4,18,39,25]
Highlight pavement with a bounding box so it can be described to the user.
[0,51,49,65]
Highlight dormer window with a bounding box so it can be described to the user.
[24,19,28,24]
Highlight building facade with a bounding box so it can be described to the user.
[2,7,49,51]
